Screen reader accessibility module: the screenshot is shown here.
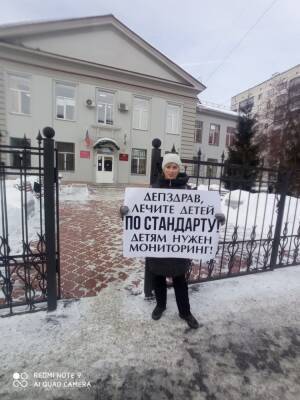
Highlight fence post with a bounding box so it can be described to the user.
[269,170,289,269]
[43,127,57,311]
[144,139,162,298]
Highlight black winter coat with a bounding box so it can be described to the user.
[146,172,191,277]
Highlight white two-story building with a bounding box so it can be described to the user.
[0,14,205,184]
[191,102,238,178]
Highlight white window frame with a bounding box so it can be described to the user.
[132,96,150,131]
[57,142,75,172]
[208,123,220,146]
[166,103,182,135]
[194,120,203,143]
[8,72,31,115]
[226,127,236,147]
[131,148,147,175]
[55,81,76,121]
[96,88,115,126]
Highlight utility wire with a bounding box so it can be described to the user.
[204,3,249,63]
[205,0,280,82]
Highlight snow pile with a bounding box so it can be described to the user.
[0,180,41,255]
[222,190,300,240]
[187,185,300,240]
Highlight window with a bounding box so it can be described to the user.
[131,149,147,175]
[133,97,149,130]
[166,104,181,134]
[194,120,203,143]
[8,74,31,114]
[208,124,220,146]
[57,142,75,171]
[239,96,254,112]
[206,158,218,178]
[289,77,300,90]
[276,93,288,107]
[10,137,31,168]
[55,82,76,120]
[226,126,236,147]
[96,89,114,125]
[276,81,287,91]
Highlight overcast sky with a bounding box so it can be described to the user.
[1,0,299,107]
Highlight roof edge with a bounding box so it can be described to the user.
[0,14,206,92]
[232,63,300,99]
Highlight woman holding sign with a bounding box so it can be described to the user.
[120,152,225,329]
[146,153,200,329]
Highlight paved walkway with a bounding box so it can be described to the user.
[59,186,144,299]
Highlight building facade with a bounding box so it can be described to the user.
[230,64,300,167]
[0,15,205,184]
[192,102,238,177]
[231,64,300,116]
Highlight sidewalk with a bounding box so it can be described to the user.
[0,264,299,400]
[59,185,144,298]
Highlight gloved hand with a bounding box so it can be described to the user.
[215,213,225,226]
[120,205,129,220]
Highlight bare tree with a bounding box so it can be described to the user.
[256,76,300,173]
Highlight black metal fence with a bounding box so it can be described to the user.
[148,140,300,291]
[0,127,60,317]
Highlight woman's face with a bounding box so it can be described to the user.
[163,163,180,180]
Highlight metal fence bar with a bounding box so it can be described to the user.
[43,127,57,311]
[55,147,61,300]
[0,162,13,315]
[269,171,289,269]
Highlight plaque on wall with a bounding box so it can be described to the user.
[80,151,90,159]
[119,153,128,161]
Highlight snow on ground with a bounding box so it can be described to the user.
[221,190,300,240]
[0,182,91,256]
[0,265,299,400]
[188,184,299,242]
[189,184,300,267]
[0,180,40,255]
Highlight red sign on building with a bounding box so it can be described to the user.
[80,151,90,159]
[119,153,129,161]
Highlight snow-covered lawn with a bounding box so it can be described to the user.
[0,182,90,256]
[0,179,41,255]
[221,189,299,240]
[0,265,299,399]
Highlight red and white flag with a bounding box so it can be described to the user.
[84,130,93,147]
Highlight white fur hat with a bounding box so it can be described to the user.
[162,153,182,169]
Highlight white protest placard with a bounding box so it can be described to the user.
[123,188,221,261]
